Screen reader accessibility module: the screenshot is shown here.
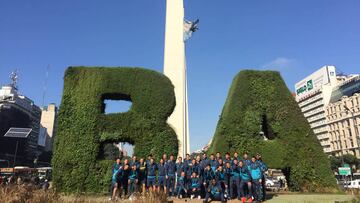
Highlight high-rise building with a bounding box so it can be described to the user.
[40,103,58,151]
[163,0,197,157]
[295,66,339,153]
[295,66,359,156]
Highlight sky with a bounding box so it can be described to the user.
[1,0,360,153]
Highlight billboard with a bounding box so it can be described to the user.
[295,66,336,98]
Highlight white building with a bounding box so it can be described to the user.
[40,103,57,151]
[295,66,341,153]
[295,66,358,154]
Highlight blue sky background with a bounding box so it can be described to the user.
[1,0,359,152]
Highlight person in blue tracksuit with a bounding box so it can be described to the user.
[256,153,268,201]
[120,160,130,198]
[224,162,232,198]
[239,160,252,203]
[157,158,167,193]
[110,158,122,200]
[190,172,201,199]
[184,154,192,168]
[130,155,139,169]
[201,153,210,170]
[176,171,187,199]
[146,154,152,167]
[216,152,222,161]
[127,164,138,196]
[224,152,232,165]
[250,156,263,202]
[242,152,251,167]
[186,159,200,192]
[203,164,215,188]
[209,154,218,172]
[230,159,241,200]
[176,157,186,178]
[204,179,226,203]
[215,165,226,199]
[218,158,224,168]
[146,158,157,191]
[162,153,167,164]
[166,154,176,196]
[232,152,239,164]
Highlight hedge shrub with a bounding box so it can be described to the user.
[208,70,337,192]
[52,67,178,193]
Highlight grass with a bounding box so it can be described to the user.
[0,185,358,203]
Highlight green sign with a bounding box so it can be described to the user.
[339,167,351,176]
[296,79,313,95]
[307,80,313,90]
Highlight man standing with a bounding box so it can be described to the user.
[224,153,232,165]
[147,158,157,191]
[249,156,263,202]
[166,154,177,196]
[138,158,147,193]
[157,158,167,193]
[209,154,218,172]
[230,159,240,200]
[256,153,268,201]
[110,158,122,201]
[128,164,139,196]
[239,160,252,203]
[242,152,251,167]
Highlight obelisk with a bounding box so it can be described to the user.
[163,0,190,157]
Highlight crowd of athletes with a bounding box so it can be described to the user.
[110,152,268,203]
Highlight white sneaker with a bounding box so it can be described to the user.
[179,195,183,199]
[198,195,201,199]
[191,194,194,199]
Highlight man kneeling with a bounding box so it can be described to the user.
[204,179,226,203]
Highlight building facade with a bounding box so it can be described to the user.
[0,85,42,165]
[40,103,57,151]
[326,76,360,157]
[295,66,339,153]
[295,66,360,157]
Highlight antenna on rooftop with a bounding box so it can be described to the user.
[9,69,19,89]
[42,65,50,107]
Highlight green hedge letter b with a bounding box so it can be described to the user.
[52,67,178,193]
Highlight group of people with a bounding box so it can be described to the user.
[110,152,268,203]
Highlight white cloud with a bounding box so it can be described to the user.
[261,57,296,71]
